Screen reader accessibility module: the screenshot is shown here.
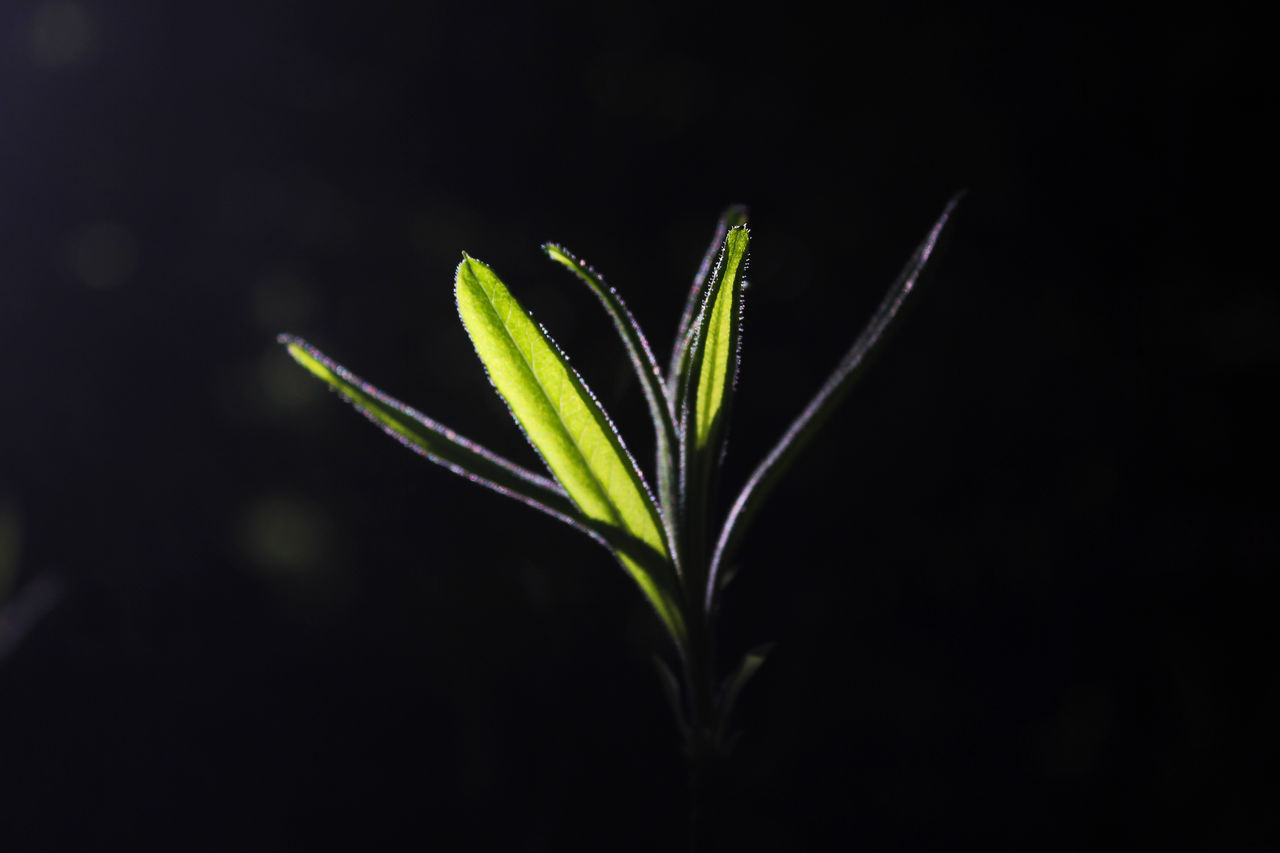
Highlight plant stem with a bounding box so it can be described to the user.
[686,722,727,853]
[682,598,720,852]
[688,747,711,852]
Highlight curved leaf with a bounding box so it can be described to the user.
[706,195,963,608]
[715,642,774,743]
[453,255,685,643]
[677,226,750,585]
[690,226,749,457]
[542,244,681,541]
[668,204,749,393]
[280,336,582,523]
[653,654,689,738]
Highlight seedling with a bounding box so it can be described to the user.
[280,198,960,840]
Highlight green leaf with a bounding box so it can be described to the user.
[453,255,685,643]
[677,225,750,583]
[281,336,676,628]
[690,226,749,456]
[668,204,749,394]
[706,195,963,608]
[279,336,584,526]
[542,244,681,543]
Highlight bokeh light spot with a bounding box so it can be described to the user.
[64,221,138,289]
[257,349,325,414]
[236,494,330,579]
[251,271,315,332]
[28,2,95,68]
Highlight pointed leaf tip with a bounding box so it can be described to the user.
[675,225,750,583]
[276,335,590,531]
[692,225,749,453]
[707,197,962,608]
[542,239,682,549]
[716,642,774,743]
[453,255,685,643]
[669,205,750,390]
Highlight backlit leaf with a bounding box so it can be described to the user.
[690,226,749,456]
[653,654,689,738]
[280,336,583,526]
[454,255,685,643]
[543,243,681,542]
[676,226,750,583]
[668,204,749,394]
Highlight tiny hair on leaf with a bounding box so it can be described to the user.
[278,195,961,822]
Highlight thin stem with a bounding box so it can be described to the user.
[688,751,711,853]
[680,595,720,852]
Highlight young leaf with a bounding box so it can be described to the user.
[282,339,680,635]
[690,226,749,458]
[453,255,685,643]
[715,642,774,744]
[280,336,587,526]
[542,244,681,540]
[677,226,750,582]
[668,204,749,394]
[653,654,689,739]
[706,195,963,608]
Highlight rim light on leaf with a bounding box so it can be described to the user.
[280,195,961,786]
[453,253,684,642]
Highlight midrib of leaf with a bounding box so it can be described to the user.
[668,204,749,392]
[459,256,667,559]
[693,228,749,451]
[500,285,620,526]
[676,226,749,597]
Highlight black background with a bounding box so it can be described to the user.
[1,1,1275,850]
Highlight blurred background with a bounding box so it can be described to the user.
[1,1,1274,850]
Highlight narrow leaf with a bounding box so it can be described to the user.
[542,244,681,541]
[279,336,582,525]
[280,337,678,628]
[715,642,774,742]
[706,195,963,608]
[653,654,689,738]
[691,226,749,457]
[677,226,750,584]
[453,255,685,643]
[668,204,749,393]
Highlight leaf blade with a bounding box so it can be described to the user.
[668,204,749,392]
[279,336,584,524]
[706,195,962,608]
[453,256,685,643]
[542,244,681,540]
[692,226,749,456]
[715,642,774,743]
[677,226,750,587]
[653,654,689,738]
